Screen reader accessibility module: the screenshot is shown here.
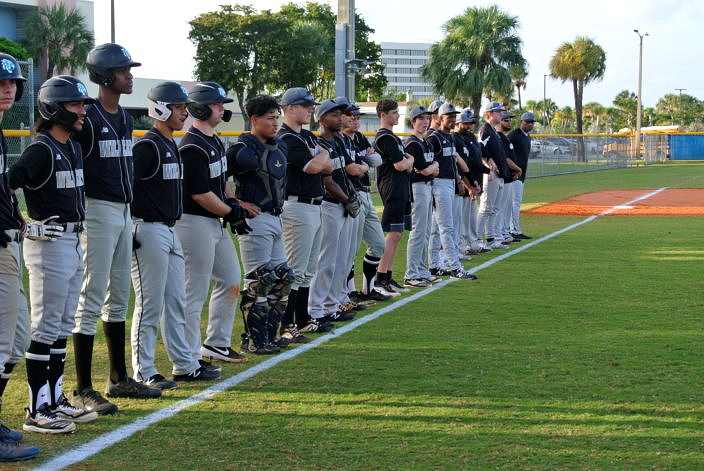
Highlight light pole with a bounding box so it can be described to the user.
[675,88,687,124]
[110,0,115,42]
[634,29,648,159]
[543,74,548,129]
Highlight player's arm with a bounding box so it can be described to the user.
[8,145,52,191]
[132,140,159,181]
[322,174,351,204]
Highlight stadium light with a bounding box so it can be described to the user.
[634,29,648,159]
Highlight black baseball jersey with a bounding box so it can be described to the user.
[508,128,530,182]
[478,122,511,181]
[0,129,21,230]
[130,128,183,222]
[227,132,286,213]
[498,132,516,183]
[374,128,410,202]
[461,132,489,190]
[318,134,353,203]
[452,133,478,183]
[179,127,228,219]
[277,123,324,198]
[75,101,134,203]
[426,129,457,180]
[352,131,372,188]
[10,133,85,222]
[340,132,363,191]
[404,135,434,184]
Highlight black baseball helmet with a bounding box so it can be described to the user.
[86,43,141,86]
[188,82,234,122]
[38,75,95,127]
[147,81,193,122]
[0,53,27,101]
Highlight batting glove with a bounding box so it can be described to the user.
[25,216,65,241]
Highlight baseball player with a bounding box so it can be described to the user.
[403,105,439,287]
[456,109,491,253]
[176,82,248,364]
[277,87,332,338]
[508,111,535,240]
[307,98,361,326]
[477,102,512,250]
[72,43,160,416]
[130,82,221,389]
[0,52,40,460]
[10,75,99,433]
[373,99,414,294]
[340,104,389,303]
[495,111,522,243]
[427,103,477,279]
[227,95,295,354]
[453,111,482,256]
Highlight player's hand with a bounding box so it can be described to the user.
[25,216,64,241]
[0,231,10,248]
[344,194,360,217]
[237,200,261,218]
[229,219,252,235]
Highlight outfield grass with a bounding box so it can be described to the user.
[3,163,703,470]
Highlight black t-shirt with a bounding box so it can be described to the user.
[276,123,324,198]
[374,128,409,202]
[404,135,434,184]
[508,128,530,182]
[479,122,511,181]
[426,130,457,180]
[0,129,21,230]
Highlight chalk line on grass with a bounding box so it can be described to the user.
[33,187,666,471]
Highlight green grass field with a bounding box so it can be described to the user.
[3,163,704,470]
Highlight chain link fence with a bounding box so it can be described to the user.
[3,59,34,166]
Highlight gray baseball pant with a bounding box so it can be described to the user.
[510,179,524,235]
[308,201,352,319]
[405,182,433,280]
[497,180,513,239]
[356,191,385,259]
[466,198,481,251]
[175,214,241,354]
[0,236,21,372]
[24,229,83,345]
[429,178,461,270]
[451,194,463,255]
[477,172,503,241]
[131,221,199,379]
[74,198,132,335]
[237,212,287,278]
[11,264,30,364]
[281,199,322,290]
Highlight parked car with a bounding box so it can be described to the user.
[529,139,541,158]
[543,137,574,155]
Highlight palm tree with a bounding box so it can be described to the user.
[550,36,606,159]
[583,102,606,132]
[24,3,94,81]
[509,65,527,110]
[535,98,557,129]
[420,5,527,119]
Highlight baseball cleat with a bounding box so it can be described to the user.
[363,289,390,302]
[374,281,401,297]
[173,365,221,382]
[299,318,334,333]
[199,359,222,373]
[71,388,118,415]
[387,279,410,293]
[23,407,76,434]
[143,374,179,391]
[50,394,99,423]
[0,440,39,462]
[449,269,478,280]
[403,278,430,288]
[0,423,23,443]
[279,325,311,344]
[201,345,248,363]
[106,376,162,399]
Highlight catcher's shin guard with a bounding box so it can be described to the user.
[240,264,279,354]
[267,263,296,347]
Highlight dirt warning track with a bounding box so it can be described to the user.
[525,188,704,216]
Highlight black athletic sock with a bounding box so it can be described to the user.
[388,270,394,282]
[48,338,67,407]
[362,255,381,293]
[377,271,389,283]
[103,320,128,383]
[295,286,311,326]
[0,362,16,400]
[26,340,50,413]
[73,332,94,391]
[347,266,356,293]
[282,288,298,328]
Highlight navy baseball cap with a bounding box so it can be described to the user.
[521,111,536,122]
[500,110,514,120]
[459,109,476,123]
[314,98,349,121]
[409,105,430,120]
[438,103,460,116]
[346,103,365,116]
[281,87,318,106]
[483,101,504,113]
[427,100,444,114]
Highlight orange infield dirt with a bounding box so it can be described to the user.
[525,188,704,216]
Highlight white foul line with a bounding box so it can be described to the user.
[33,187,667,471]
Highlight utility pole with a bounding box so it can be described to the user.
[634,29,648,159]
[543,74,548,130]
[110,0,115,42]
[335,0,355,100]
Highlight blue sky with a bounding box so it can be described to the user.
[94,0,703,109]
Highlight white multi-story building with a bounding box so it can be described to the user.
[380,42,436,100]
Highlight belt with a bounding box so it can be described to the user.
[61,222,84,233]
[264,208,283,216]
[3,229,21,242]
[413,180,433,186]
[323,197,342,205]
[136,219,177,227]
[287,196,323,206]
[355,185,371,192]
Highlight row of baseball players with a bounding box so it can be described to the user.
[0,41,534,459]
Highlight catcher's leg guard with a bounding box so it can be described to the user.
[240,264,279,354]
[267,263,296,347]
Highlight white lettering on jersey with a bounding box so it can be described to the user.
[442,146,455,157]
[56,169,84,189]
[98,139,134,158]
[209,156,228,178]
[162,163,182,180]
[481,137,490,146]
[424,152,434,163]
[331,155,344,170]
